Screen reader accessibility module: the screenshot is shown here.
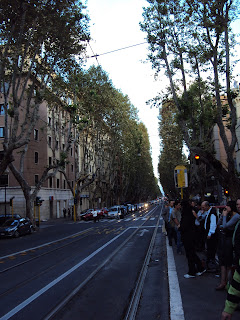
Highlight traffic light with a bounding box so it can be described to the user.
[35,197,44,206]
[35,197,41,206]
[194,154,200,165]
[224,189,229,196]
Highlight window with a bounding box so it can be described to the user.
[62,144,65,150]
[35,175,39,186]
[34,129,38,141]
[71,164,73,172]
[48,117,51,126]
[71,148,73,156]
[0,127,5,138]
[0,104,5,115]
[56,141,59,150]
[34,152,38,164]
[49,157,52,166]
[48,136,52,147]
[63,180,66,189]
[49,177,52,188]
[57,179,60,188]
[0,174,8,186]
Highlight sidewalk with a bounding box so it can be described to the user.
[169,241,239,320]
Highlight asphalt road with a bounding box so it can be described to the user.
[0,204,168,320]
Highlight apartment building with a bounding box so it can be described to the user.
[0,84,79,220]
[0,81,114,220]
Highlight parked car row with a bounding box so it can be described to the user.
[79,202,150,221]
[0,214,33,238]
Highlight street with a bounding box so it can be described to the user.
[0,205,168,320]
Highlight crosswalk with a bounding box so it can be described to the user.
[75,216,159,224]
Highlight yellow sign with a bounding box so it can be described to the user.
[174,165,188,188]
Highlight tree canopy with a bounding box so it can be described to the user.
[141,0,240,199]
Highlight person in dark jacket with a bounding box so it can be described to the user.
[216,201,240,290]
[221,219,240,319]
[162,200,176,246]
[179,199,206,278]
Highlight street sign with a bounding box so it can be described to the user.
[174,165,188,188]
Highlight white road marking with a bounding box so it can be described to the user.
[166,243,185,320]
[139,229,149,237]
[0,228,131,320]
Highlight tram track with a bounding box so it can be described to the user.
[0,228,93,274]
[0,205,162,320]
[45,205,162,320]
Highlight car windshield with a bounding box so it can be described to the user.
[2,219,19,227]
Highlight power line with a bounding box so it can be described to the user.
[87,41,148,58]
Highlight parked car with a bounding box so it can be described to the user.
[80,209,94,221]
[107,206,122,219]
[0,214,22,226]
[81,209,104,221]
[127,204,135,213]
[101,208,109,217]
[0,217,33,238]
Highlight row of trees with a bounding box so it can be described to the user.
[70,66,160,210]
[141,0,240,198]
[0,0,160,220]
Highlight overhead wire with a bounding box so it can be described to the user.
[86,41,148,59]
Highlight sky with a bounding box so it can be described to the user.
[83,0,240,187]
[84,0,163,180]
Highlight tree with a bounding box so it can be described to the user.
[0,0,89,219]
[61,65,159,211]
[158,100,187,197]
[141,0,240,199]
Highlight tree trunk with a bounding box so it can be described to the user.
[25,193,34,223]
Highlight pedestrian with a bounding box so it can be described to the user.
[68,207,71,218]
[63,207,66,218]
[162,201,170,235]
[221,257,240,319]
[179,199,206,278]
[193,201,207,252]
[216,201,240,290]
[233,198,240,268]
[92,209,98,223]
[201,201,218,271]
[165,200,177,246]
[171,200,183,254]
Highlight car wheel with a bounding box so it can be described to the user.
[14,230,20,238]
